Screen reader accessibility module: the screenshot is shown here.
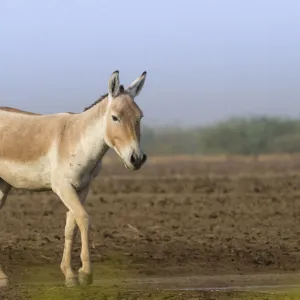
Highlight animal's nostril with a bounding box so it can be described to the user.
[142,154,147,163]
[130,154,137,165]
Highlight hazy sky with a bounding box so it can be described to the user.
[0,0,300,126]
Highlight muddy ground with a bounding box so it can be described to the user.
[2,155,300,298]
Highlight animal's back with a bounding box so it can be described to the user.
[0,110,68,190]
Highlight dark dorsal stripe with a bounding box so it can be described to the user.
[0,86,125,115]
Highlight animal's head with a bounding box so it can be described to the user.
[103,70,147,170]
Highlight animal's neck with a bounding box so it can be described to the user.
[75,97,110,162]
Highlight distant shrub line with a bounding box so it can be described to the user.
[141,116,300,155]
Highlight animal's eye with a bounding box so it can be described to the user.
[112,115,119,122]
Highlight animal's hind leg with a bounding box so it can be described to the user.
[0,178,11,287]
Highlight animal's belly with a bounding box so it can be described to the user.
[0,160,51,190]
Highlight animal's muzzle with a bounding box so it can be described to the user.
[130,152,147,169]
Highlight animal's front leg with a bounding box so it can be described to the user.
[60,210,78,287]
[53,182,93,287]
[60,186,90,287]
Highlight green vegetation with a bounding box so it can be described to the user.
[142,116,300,155]
[19,288,300,300]
[5,260,300,299]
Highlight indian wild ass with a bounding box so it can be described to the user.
[0,70,147,287]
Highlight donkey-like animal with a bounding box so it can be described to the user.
[0,70,147,287]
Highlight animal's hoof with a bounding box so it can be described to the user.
[78,268,93,286]
[65,276,79,288]
[0,275,8,287]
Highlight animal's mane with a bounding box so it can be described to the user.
[83,85,125,112]
[83,93,108,112]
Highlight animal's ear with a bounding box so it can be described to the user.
[108,70,120,98]
[127,71,147,98]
